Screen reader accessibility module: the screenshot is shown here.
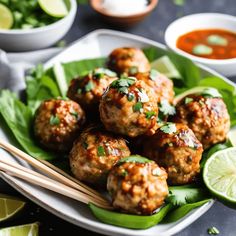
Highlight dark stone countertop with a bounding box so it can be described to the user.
[1,0,236,235]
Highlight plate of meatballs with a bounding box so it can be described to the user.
[0,29,234,236]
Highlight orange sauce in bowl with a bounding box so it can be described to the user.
[177,29,236,59]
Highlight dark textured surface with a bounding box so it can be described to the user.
[1,0,236,235]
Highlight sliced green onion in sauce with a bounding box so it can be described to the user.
[192,44,213,55]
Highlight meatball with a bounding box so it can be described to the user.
[172,93,230,149]
[99,77,158,137]
[142,123,203,185]
[67,68,117,114]
[34,99,85,152]
[135,70,174,104]
[107,156,168,215]
[69,126,130,186]
[107,47,150,75]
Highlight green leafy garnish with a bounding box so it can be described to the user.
[85,81,94,92]
[127,93,135,101]
[193,44,213,55]
[118,155,152,165]
[145,111,156,119]
[160,123,177,134]
[185,97,193,104]
[70,111,78,118]
[208,226,220,235]
[159,100,176,116]
[97,146,106,156]
[207,34,228,46]
[149,69,159,81]
[166,185,210,206]
[201,88,222,98]
[0,90,56,160]
[133,102,143,112]
[110,77,136,95]
[49,115,60,126]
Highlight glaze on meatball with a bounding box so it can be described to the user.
[107,156,168,215]
[34,99,85,152]
[99,77,158,137]
[142,123,203,185]
[107,47,150,75]
[172,93,230,149]
[69,126,130,186]
[135,70,174,104]
[67,68,118,114]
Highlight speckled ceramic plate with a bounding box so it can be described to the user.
[2,29,233,236]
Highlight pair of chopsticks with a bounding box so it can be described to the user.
[0,140,112,210]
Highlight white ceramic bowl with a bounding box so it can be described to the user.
[165,13,236,77]
[0,0,77,52]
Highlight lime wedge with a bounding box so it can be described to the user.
[0,194,25,222]
[38,0,69,18]
[228,128,236,147]
[0,3,13,29]
[203,147,236,207]
[150,56,181,79]
[0,222,39,236]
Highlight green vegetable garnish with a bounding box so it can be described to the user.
[49,115,60,126]
[133,102,143,112]
[117,155,152,165]
[193,44,213,55]
[82,141,88,150]
[127,93,135,101]
[70,111,78,118]
[185,97,193,104]
[160,122,177,134]
[159,100,176,116]
[145,111,156,119]
[85,81,94,92]
[110,77,136,95]
[208,226,220,235]
[207,34,228,46]
[97,146,106,156]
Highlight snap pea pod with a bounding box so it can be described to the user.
[164,199,212,223]
[89,203,173,229]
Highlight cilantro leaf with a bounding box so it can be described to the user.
[166,185,210,206]
[145,111,156,119]
[159,100,176,116]
[133,102,143,112]
[97,146,106,156]
[160,122,177,134]
[50,115,60,126]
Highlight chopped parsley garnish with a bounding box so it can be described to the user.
[160,122,177,134]
[49,115,60,126]
[110,77,136,95]
[145,111,156,119]
[150,69,159,81]
[133,102,143,112]
[127,93,135,101]
[129,66,138,75]
[85,81,94,92]
[201,88,222,98]
[97,146,106,156]
[159,100,176,116]
[70,111,78,118]
[185,97,193,104]
[207,227,220,235]
[82,141,88,149]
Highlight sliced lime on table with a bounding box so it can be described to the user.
[0,222,39,236]
[0,3,13,29]
[203,147,236,207]
[151,55,181,79]
[228,129,236,147]
[38,0,69,18]
[0,194,25,222]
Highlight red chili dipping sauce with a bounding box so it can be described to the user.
[177,29,236,59]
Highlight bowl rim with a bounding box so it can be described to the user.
[0,0,77,35]
[164,12,236,65]
[89,0,158,18]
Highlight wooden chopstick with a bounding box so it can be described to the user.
[0,140,108,204]
[0,159,112,210]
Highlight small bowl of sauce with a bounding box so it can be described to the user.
[165,13,236,76]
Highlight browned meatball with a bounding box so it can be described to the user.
[135,70,174,103]
[107,156,168,215]
[99,77,158,137]
[142,123,203,185]
[69,126,130,186]
[107,47,150,75]
[172,92,230,149]
[67,68,117,114]
[34,99,85,152]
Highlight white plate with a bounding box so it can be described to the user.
[3,29,235,236]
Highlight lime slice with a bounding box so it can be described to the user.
[38,0,69,18]
[0,3,13,29]
[0,222,39,236]
[228,128,236,147]
[203,147,236,207]
[150,56,181,79]
[0,194,25,222]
